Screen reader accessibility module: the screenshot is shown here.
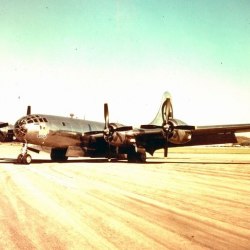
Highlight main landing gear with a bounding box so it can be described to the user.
[16,143,32,165]
[127,147,147,163]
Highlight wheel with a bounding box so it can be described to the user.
[127,152,146,163]
[22,154,32,165]
[17,154,23,164]
[137,152,146,163]
[127,152,136,162]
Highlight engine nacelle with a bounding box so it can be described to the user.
[168,119,192,144]
[108,123,134,147]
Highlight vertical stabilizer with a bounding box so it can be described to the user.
[149,91,172,126]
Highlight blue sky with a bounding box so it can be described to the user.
[0,0,250,125]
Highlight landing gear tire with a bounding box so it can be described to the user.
[127,152,146,163]
[137,152,146,163]
[50,148,68,162]
[17,154,23,164]
[16,153,32,165]
[22,154,32,165]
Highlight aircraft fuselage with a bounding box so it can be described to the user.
[14,114,104,148]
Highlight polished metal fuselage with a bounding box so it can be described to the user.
[14,114,105,148]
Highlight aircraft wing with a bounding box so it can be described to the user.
[81,123,250,156]
[133,123,250,155]
[193,124,250,134]
[186,124,250,147]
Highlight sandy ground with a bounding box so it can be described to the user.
[0,144,249,250]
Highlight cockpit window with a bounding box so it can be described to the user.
[14,119,28,137]
[18,115,49,124]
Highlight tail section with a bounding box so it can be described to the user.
[150,91,173,125]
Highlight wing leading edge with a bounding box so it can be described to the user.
[193,124,250,134]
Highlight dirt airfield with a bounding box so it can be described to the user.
[0,143,249,250]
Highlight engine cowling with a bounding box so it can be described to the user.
[107,123,134,147]
[167,119,192,144]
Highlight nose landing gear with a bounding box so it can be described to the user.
[16,143,32,165]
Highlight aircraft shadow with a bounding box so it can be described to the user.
[0,158,114,164]
[0,157,249,165]
[0,158,165,164]
[165,161,250,165]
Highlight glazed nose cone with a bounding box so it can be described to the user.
[14,118,28,141]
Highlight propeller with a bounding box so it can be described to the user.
[161,98,173,157]
[103,103,133,160]
[103,103,113,160]
[161,99,196,157]
[103,103,132,142]
[104,103,112,142]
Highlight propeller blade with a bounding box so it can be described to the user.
[140,124,161,129]
[162,98,172,158]
[103,103,112,160]
[107,143,112,162]
[0,122,9,128]
[164,144,168,157]
[27,106,31,115]
[174,125,195,130]
[115,126,133,132]
[161,98,173,125]
[104,103,109,130]
[163,125,172,158]
[161,98,174,158]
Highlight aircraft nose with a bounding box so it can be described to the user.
[14,118,28,140]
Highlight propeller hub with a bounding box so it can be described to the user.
[163,122,170,132]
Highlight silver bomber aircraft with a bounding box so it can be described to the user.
[1,91,250,164]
